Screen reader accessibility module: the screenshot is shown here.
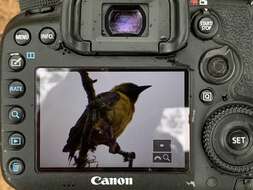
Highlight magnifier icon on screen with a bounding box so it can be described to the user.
[163,154,171,161]
[11,111,21,119]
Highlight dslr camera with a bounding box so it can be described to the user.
[1,0,253,189]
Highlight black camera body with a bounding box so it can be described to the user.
[1,0,253,190]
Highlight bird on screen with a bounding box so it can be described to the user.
[63,74,151,168]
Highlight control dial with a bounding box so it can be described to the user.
[202,103,253,174]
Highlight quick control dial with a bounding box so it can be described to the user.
[202,103,253,174]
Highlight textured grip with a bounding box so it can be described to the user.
[19,0,61,12]
[212,3,253,101]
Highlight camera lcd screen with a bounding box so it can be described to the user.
[37,69,189,171]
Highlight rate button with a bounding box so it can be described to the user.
[8,81,26,98]
[227,130,250,151]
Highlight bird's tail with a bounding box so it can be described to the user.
[62,110,89,164]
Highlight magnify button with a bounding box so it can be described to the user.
[8,107,25,124]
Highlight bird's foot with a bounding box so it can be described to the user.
[122,152,135,168]
[123,152,136,162]
[74,156,87,168]
[74,155,98,168]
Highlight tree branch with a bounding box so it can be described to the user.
[78,70,97,103]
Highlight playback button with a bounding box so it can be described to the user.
[9,53,25,71]
[8,133,25,150]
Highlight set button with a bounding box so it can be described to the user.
[8,81,26,98]
[8,53,25,71]
[227,130,250,151]
[8,107,25,124]
[14,29,31,46]
[8,159,25,175]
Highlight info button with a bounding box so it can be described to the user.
[227,130,250,151]
[39,27,56,45]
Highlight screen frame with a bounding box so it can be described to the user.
[36,68,190,173]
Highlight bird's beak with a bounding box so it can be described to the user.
[138,85,152,93]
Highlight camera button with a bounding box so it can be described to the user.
[200,89,214,103]
[193,9,219,40]
[8,107,25,124]
[227,130,250,151]
[9,53,26,71]
[8,159,25,175]
[14,29,31,46]
[198,17,215,34]
[8,133,25,150]
[39,27,56,45]
[8,81,26,98]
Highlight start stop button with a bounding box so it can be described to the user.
[193,9,219,40]
[198,17,214,34]
[227,130,250,151]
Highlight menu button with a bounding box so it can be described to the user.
[14,29,31,46]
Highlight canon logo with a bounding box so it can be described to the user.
[91,176,133,186]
